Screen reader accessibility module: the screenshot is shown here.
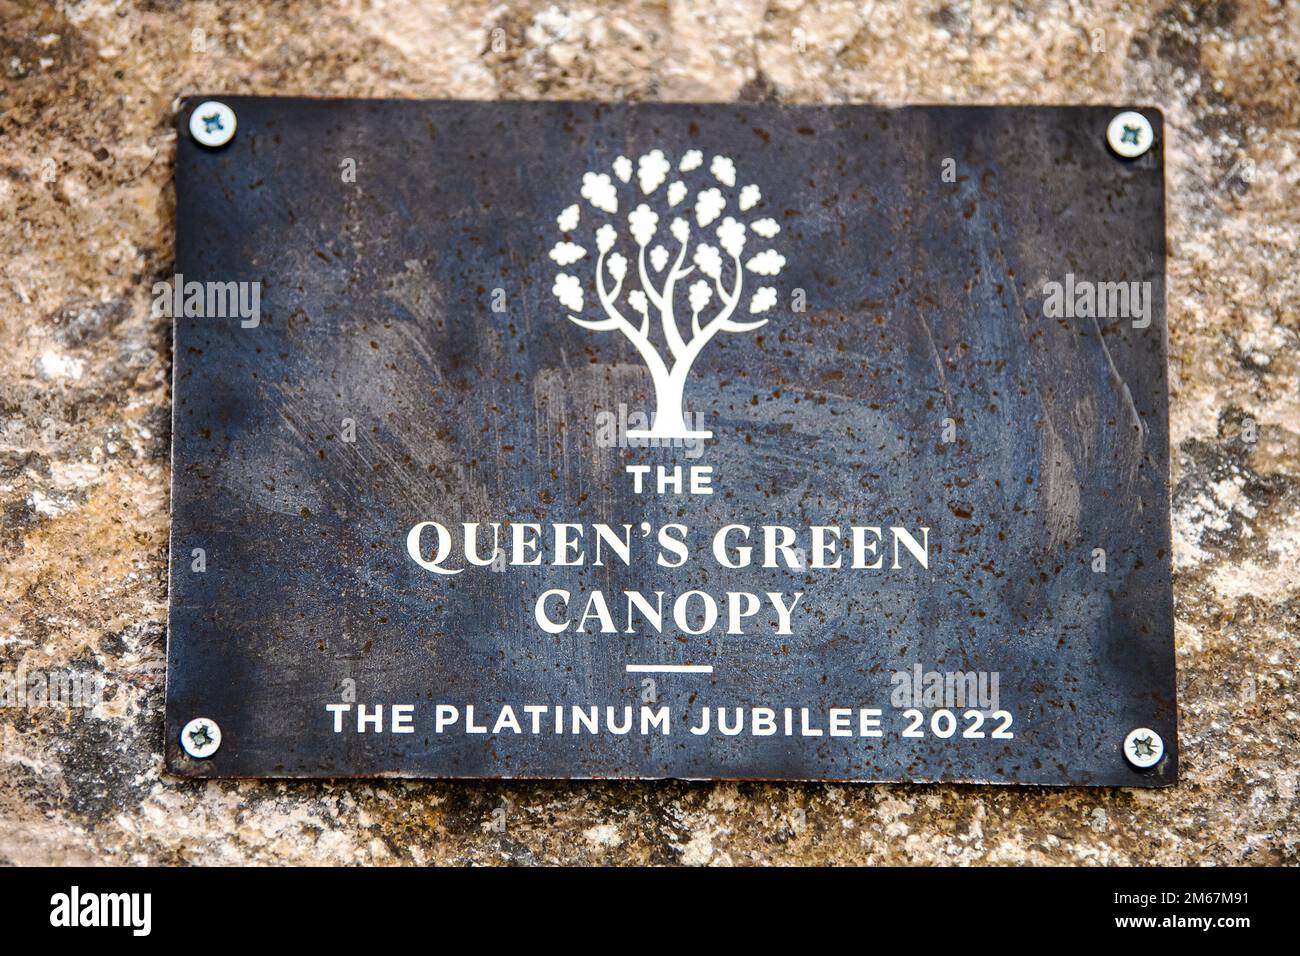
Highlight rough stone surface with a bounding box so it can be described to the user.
[1,0,1296,865]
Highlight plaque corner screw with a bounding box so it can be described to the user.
[1123,726,1164,769]
[1106,111,1153,159]
[180,717,222,758]
[189,100,236,148]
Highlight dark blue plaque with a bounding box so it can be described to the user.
[166,99,1174,784]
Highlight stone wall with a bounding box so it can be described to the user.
[0,0,1296,865]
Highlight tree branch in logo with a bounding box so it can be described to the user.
[551,149,787,440]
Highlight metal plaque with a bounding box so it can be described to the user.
[166,99,1174,784]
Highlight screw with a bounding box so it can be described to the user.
[189,100,236,148]
[1123,727,1164,769]
[180,717,222,758]
[1106,111,1153,159]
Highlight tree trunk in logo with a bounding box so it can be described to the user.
[629,359,711,440]
[551,149,788,443]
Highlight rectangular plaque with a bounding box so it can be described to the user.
[166,99,1174,784]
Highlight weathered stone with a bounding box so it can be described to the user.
[0,0,1296,864]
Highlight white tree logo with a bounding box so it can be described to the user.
[550,148,787,440]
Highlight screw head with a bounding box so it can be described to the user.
[180,717,222,758]
[189,100,236,148]
[1123,727,1164,769]
[1106,111,1153,159]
